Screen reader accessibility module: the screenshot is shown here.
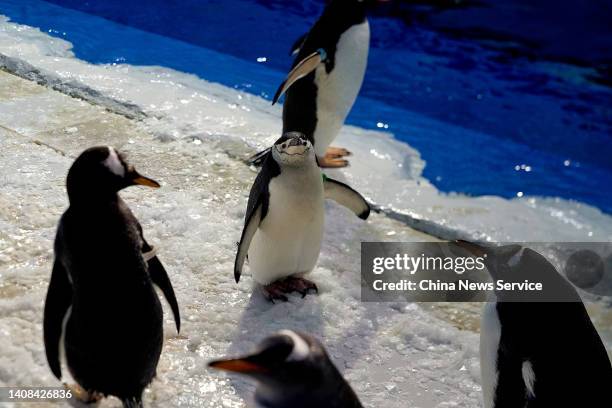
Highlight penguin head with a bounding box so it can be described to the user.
[271,132,314,167]
[454,240,581,302]
[328,0,390,9]
[67,146,160,202]
[209,330,333,397]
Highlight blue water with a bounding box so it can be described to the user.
[2,0,611,213]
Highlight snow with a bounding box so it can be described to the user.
[0,126,481,408]
[0,15,610,408]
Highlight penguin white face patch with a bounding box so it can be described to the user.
[279,330,310,361]
[272,136,314,166]
[103,147,125,177]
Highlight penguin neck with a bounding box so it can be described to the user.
[255,386,322,408]
[255,369,357,408]
[256,386,354,408]
[67,188,120,208]
[325,1,367,26]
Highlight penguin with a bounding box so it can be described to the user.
[251,0,386,168]
[235,132,370,301]
[455,241,612,408]
[43,146,180,408]
[209,330,363,408]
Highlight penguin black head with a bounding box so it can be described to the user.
[66,146,159,203]
[454,240,581,302]
[327,0,390,10]
[208,331,337,397]
[271,132,315,166]
[322,0,389,24]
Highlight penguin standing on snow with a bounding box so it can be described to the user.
[235,132,370,301]
[252,0,386,168]
[209,330,363,408]
[43,146,180,408]
[456,241,612,408]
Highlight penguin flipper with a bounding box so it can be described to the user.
[43,259,73,380]
[323,176,370,220]
[247,147,272,167]
[234,204,262,283]
[272,49,326,105]
[490,351,528,408]
[142,239,181,334]
[289,33,308,55]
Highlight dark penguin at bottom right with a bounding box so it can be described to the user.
[457,241,612,408]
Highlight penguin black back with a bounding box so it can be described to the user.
[472,245,612,407]
[44,146,180,407]
[282,0,368,137]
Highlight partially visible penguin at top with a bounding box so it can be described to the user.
[251,0,389,168]
[235,132,370,301]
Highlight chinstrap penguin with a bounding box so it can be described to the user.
[251,0,388,168]
[235,132,370,301]
[43,146,181,408]
[209,330,363,408]
[456,241,612,408]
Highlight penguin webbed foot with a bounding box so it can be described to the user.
[318,156,349,168]
[318,147,351,168]
[325,146,351,158]
[64,383,103,404]
[262,284,289,303]
[262,277,318,302]
[288,277,318,298]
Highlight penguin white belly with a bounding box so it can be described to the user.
[248,168,324,285]
[313,21,370,157]
[480,300,501,408]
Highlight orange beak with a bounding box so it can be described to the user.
[130,171,160,188]
[208,358,269,374]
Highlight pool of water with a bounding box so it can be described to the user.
[2,0,611,213]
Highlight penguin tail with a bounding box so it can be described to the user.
[247,147,271,167]
[121,396,143,408]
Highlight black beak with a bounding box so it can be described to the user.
[288,137,306,147]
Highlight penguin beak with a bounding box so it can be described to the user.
[208,357,270,374]
[288,137,306,147]
[129,170,160,188]
[453,240,488,257]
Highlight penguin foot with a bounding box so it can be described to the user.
[318,156,349,168]
[263,277,318,302]
[262,284,289,303]
[325,146,351,158]
[283,276,318,297]
[64,383,103,404]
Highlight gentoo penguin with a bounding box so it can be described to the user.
[43,146,180,408]
[456,241,612,408]
[251,0,385,168]
[235,132,370,301]
[209,330,363,408]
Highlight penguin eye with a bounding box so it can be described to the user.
[282,143,287,149]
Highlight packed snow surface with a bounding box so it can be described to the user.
[0,16,610,408]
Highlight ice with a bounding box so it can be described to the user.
[0,16,610,408]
